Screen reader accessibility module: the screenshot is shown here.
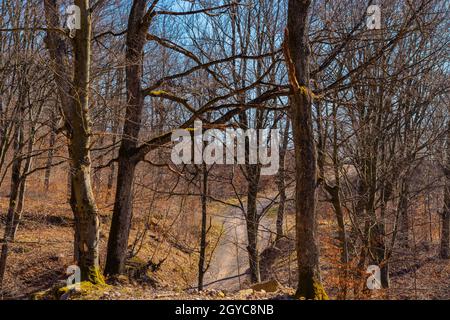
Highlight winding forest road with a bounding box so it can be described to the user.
[203,198,275,292]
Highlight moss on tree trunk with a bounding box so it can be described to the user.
[295,270,329,300]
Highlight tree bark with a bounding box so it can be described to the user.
[105,0,151,276]
[276,120,290,242]
[44,109,57,191]
[198,163,208,290]
[246,167,261,283]
[44,0,103,283]
[285,0,327,300]
[398,179,410,248]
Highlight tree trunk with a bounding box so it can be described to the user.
[69,0,101,282]
[44,109,57,191]
[44,0,103,283]
[398,179,410,248]
[370,216,389,288]
[285,0,327,300]
[105,158,137,275]
[441,204,450,259]
[106,161,116,203]
[244,158,262,284]
[246,188,261,283]
[276,120,290,242]
[246,219,261,284]
[198,163,208,290]
[106,69,122,203]
[105,0,150,276]
[327,103,349,298]
[325,184,349,296]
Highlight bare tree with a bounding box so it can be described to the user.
[285,0,328,300]
[44,0,103,283]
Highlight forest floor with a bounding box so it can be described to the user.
[0,182,449,300]
[0,183,289,300]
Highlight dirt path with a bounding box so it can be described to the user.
[202,198,275,292]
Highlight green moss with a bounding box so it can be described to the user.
[31,290,50,300]
[86,266,106,285]
[31,286,71,300]
[295,273,329,300]
[32,281,109,300]
[57,286,71,296]
[149,90,168,96]
[30,265,106,300]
